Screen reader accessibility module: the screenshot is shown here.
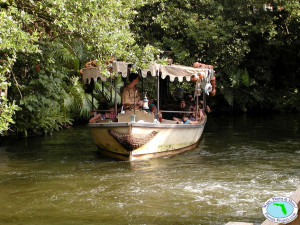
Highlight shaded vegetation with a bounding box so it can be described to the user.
[0,0,157,136]
[0,0,299,136]
[131,0,300,113]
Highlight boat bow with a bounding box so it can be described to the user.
[108,129,158,151]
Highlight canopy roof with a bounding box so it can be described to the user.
[82,61,214,84]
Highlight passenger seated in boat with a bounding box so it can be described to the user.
[89,112,105,123]
[172,99,192,121]
[181,114,199,124]
[190,105,205,122]
[186,94,196,109]
[104,106,116,119]
[121,73,143,110]
[199,100,211,113]
[89,105,116,123]
[145,99,157,114]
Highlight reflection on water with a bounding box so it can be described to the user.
[0,113,299,224]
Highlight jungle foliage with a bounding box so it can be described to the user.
[0,0,157,136]
[131,0,300,112]
[0,0,299,136]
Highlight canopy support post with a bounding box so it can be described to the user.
[114,77,117,116]
[196,95,199,121]
[157,71,160,112]
[110,77,112,102]
[92,92,94,110]
[203,92,207,113]
[142,72,144,95]
[91,79,95,110]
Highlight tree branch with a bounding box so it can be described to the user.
[11,71,23,99]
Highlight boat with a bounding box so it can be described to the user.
[83,61,215,161]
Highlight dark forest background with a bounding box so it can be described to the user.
[1,0,299,136]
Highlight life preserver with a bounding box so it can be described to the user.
[84,60,99,68]
[193,62,207,68]
[193,62,201,68]
[190,74,199,82]
[84,61,93,68]
[208,65,214,70]
[210,88,216,96]
[209,75,216,96]
[199,71,205,79]
[91,60,98,67]
[105,57,115,65]
[193,63,216,97]
[191,70,206,82]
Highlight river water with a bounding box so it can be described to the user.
[0,113,299,225]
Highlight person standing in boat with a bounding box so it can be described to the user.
[121,73,143,109]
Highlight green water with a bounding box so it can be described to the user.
[0,113,299,225]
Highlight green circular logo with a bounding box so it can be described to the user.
[262,196,298,224]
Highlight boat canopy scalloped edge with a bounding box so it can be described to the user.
[82,61,215,84]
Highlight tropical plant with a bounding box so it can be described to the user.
[132,0,300,112]
[0,73,20,134]
[1,0,158,135]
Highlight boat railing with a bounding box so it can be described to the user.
[92,110,115,112]
[92,109,202,114]
[160,110,195,114]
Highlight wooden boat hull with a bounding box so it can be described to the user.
[88,117,206,161]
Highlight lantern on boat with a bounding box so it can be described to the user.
[196,82,201,96]
[143,93,149,110]
[130,114,136,122]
